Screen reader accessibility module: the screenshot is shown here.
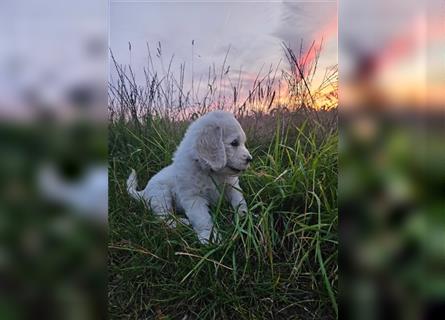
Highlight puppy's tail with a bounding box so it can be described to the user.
[126,168,142,200]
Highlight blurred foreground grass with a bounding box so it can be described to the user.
[340,111,445,319]
[0,123,107,319]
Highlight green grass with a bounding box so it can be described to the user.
[108,113,338,319]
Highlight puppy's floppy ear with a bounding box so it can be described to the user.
[196,124,226,171]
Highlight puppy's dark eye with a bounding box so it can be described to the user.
[230,140,239,147]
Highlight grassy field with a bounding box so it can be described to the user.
[108,43,338,319]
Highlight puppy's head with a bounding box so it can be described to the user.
[194,111,252,175]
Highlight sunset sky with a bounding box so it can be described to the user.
[340,0,445,108]
[0,0,106,120]
[110,0,338,105]
[1,0,442,120]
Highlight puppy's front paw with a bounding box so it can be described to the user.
[237,204,248,217]
[197,228,221,245]
[197,228,211,244]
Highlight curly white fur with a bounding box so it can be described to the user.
[127,111,252,244]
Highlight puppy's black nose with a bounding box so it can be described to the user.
[246,156,253,163]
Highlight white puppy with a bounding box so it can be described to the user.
[127,111,252,243]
